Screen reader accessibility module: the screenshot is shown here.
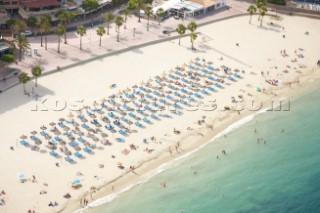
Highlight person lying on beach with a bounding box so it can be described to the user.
[63,193,71,199]
[40,190,47,195]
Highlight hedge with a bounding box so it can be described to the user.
[267,0,286,6]
[1,54,15,63]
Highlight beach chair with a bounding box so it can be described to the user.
[187,96,194,101]
[201,89,209,95]
[180,99,188,105]
[201,68,208,73]
[181,88,188,94]
[78,114,85,119]
[65,156,74,162]
[129,112,136,118]
[167,84,175,90]
[91,120,98,125]
[214,83,222,88]
[40,131,48,137]
[174,92,181,97]
[66,118,75,124]
[143,117,151,124]
[207,65,214,70]
[234,73,241,78]
[108,112,115,118]
[168,74,175,79]
[195,61,201,66]
[166,95,174,100]
[50,150,58,157]
[151,114,158,119]
[20,140,29,146]
[119,129,126,135]
[116,137,125,142]
[137,109,144,115]
[146,94,153,99]
[152,101,159,107]
[105,124,114,130]
[54,136,62,142]
[153,90,160,96]
[208,86,215,91]
[31,135,39,141]
[78,137,85,143]
[58,122,66,128]
[159,98,166,104]
[68,141,78,147]
[173,103,180,109]
[83,147,92,153]
[227,76,235,81]
[81,123,89,129]
[74,152,82,158]
[194,93,201,98]
[135,121,143,127]
[188,64,195,69]
[181,78,189,83]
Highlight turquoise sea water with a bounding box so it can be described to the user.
[86,87,320,213]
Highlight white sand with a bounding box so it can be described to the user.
[0,14,319,213]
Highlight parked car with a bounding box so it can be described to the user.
[21,30,33,36]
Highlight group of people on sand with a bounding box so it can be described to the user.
[0,190,6,206]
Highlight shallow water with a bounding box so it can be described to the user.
[86,87,320,213]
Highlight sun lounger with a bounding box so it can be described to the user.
[174,92,181,97]
[105,124,114,130]
[135,121,143,127]
[143,117,151,124]
[74,152,82,158]
[66,119,75,123]
[116,137,125,142]
[201,89,209,95]
[152,102,159,107]
[54,136,62,142]
[227,76,235,81]
[180,99,188,105]
[146,94,153,99]
[167,84,175,89]
[159,98,165,103]
[188,64,195,69]
[214,83,222,88]
[65,156,74,162]
[168,74,175,79]
[78,137,85,143]
[83,147,92,153]
[207,76,215,80]
[181,78,188,83]
[68,141,78,147]
[58,122,66,128]
[137,109,144,114]
[201,68,208,73]
[208,86,215,91]
[153,90,160,96]
[129,112,136,118]
[31,135,39,141]
[50,150,58,157]
[207,65,214,70]
[78,114,85,119]
[194,93,201,98]
[81,123,89,129]
[166,95,174,100]
[20,140,29,146]
[40,131,48,137]
[173,103,180,108]
[195,61,201,66]
[234,73,241,78]
[108,112,115,117]
[151,114,158,119]
[119,129,126,135]
[187,96,194,101]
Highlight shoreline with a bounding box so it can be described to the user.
[63,68,320,213]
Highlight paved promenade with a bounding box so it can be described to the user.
[0,0,252,91]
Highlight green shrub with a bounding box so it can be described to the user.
[1,54,15,63]
[267,0,286,6]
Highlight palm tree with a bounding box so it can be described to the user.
[77,25,86,50]
[18,72,31,94]
[247,5,257,24]
[15,33,30,61]
[144,5,153,31]
[96,25,106,46]
[259,6,268,26]
[128,0,144,23]
[122,9,130,29]
[55,24,66,53]
[58,11,74,44]
[156,8,164,25]
[26,16,37,35]
[256,0,266,20]
[176,24,186,45]
[44,20,51,50]
[31,65,42,87]
[114,15,123,42]
[103,12,115,35]
[37,15,50,47]
[14,20,26,34]
[187,21,197,33]
[190,32,197,50]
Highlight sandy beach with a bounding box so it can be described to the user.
[0,13,319,213]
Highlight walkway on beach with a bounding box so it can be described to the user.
[0,0,251,92]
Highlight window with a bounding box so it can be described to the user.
[12,1,18,5]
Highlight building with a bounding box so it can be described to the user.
[152,0,226,18]
[0,0,19,14]
[18,0,64,19]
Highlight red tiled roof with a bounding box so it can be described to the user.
[20,0,62,8]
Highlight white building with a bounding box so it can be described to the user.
[152,0,226,18]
